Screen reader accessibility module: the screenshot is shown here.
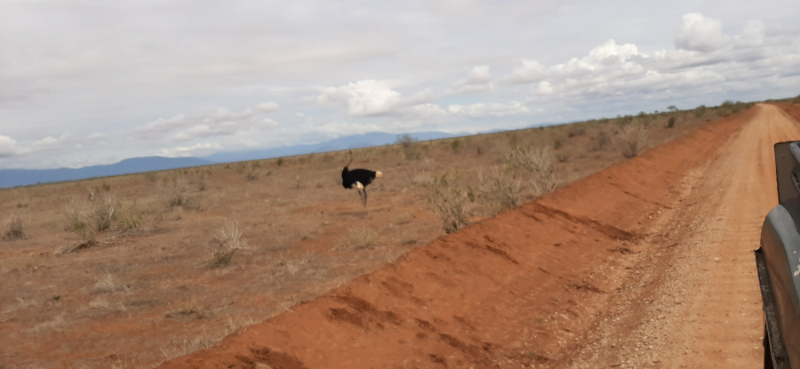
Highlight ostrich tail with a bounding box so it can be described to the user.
[375,171,383,178]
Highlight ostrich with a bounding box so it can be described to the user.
[342,151,382,208]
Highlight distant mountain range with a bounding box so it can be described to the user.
[0,157,213,189]
[202,131,458,163]
[0,131,461,188]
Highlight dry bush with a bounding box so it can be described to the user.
[478,167,521,212]
[335,227,379,250]
[667,116,676,128]
[212,218,247,267]
[694,105,707,118]
[428,174,470,234]
[618,123,649,158]
[2,215,25,240]
[451,139,461,152]
[506,145,562,197]
[589,131,610,152]
[508,145,554,177]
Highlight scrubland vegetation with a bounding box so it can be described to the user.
[0,99,769,368]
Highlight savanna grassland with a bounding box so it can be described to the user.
[0,101,761,368]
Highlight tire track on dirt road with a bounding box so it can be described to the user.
[564,104,800,369]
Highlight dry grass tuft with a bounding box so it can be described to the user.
[528,171,562,197]
[88,297,127,312]
[160,334,214,361]
[29,313,66,333]
[211,218,247,267]
[2,215,26,240]
[115,206,143,232]
[159,179,200,209]
[89,194,121,232]
[63,200,96,242]
[335,227,379,250]
[62,195,141,242]
[93,274,130,294]
[428,174,470,234]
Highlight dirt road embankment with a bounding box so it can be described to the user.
[160,104,799,369]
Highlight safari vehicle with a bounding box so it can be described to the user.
[757,141,800,369]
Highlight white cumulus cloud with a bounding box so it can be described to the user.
[316,80,444,117]
[448,65,493,94]
[675,13,730,52]
[448,101,528,117]
[317,80,403,116]
[0,135,22,158]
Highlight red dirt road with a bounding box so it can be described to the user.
[159,104,800,369]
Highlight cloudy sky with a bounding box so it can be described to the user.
[1,0,799,169]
